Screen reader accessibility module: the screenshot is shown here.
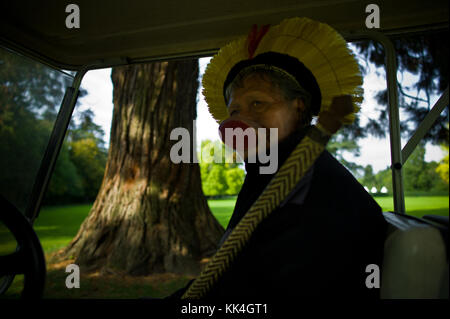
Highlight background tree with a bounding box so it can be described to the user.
[225,168,245,195]
[67,109,108,201]
[203,165,228,197]
[199,139,245,197]
[45,142,84,203]
[44,107,108,204]
[402,144,430,191]
[360,164,377,189]
[59,60,224,275]
[68,137,106,201]
[436,145,449,185]
[339,32,449,183]
[374,168,392,193]
[371,144,448,194]
[0,47,86,211]
[354,30,449,145]
[402,144,448,193]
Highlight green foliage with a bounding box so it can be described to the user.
[361,144,449,194]
[46,142,84,202]
[45,108,108,204]
[0,47,73,211]
[199,140,245,197]
[202,165,227,197]
[0,46,106,207]
[355,31,449,145]
[225,168,245,195]
[403,144,448,192]
[374,168,392,193]
[69,137,107,200]
[436,145,449,184]
[360,165,377,188]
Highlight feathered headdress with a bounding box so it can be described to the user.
[202,17,363,125]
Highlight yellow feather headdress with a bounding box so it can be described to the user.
[202,17,363,125]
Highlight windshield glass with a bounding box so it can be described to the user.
[0,46,73,214]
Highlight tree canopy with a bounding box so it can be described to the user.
[354,30,449,145]
[0,47,73,211]
[45,108,108,204]
[334,32,449,178]
[0,46,107,208]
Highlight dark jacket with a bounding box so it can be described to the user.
[175,128,387,299]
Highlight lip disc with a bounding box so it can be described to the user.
[218,119,252,150]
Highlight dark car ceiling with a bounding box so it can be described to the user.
[0,0,448,71]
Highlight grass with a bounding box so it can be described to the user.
[209,196,450,228]
[1,195,448,299]
[207,197,238,228]
[374,196,449,218]
[34,204,94,254]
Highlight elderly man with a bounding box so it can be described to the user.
[173,17,387,300]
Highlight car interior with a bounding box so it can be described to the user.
[0,0,448,299]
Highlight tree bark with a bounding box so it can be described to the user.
[60,60,224,276]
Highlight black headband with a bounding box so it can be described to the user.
[223,52,322,115]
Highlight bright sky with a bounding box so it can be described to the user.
[77,58,446,173]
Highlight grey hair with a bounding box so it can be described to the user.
[224,67,313,127]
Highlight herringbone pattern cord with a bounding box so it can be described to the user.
[182,126,329,299]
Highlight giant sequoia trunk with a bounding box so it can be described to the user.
[61,60,224,276]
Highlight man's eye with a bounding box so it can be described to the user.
[252,101,262,107]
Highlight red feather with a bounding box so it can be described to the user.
[247,24,270,59]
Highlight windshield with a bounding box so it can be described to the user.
[0,46,73,214]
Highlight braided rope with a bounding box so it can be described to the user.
[182,125,331,299]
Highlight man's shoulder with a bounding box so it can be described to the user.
[315,150,354,178]
[306,150,382,212]
[311,151,369,194]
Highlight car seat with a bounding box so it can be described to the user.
[381,211,448,298]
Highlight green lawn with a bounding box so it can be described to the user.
[374,196,449,218]
[0,204,94,256]
[209,196,450,228]
[1,196,448,256]
[1,195,448,298]
[34,204,94,253]
[207,197,238,228]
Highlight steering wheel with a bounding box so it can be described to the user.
[0,195,46,299]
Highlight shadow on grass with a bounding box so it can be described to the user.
[33,205,92,254]
[1,204,195,299]
[404,208,449,219]
[2,256,194,299]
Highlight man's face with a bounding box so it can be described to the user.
[221,73,305,159]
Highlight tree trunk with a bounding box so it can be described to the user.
[60,60,224,276]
